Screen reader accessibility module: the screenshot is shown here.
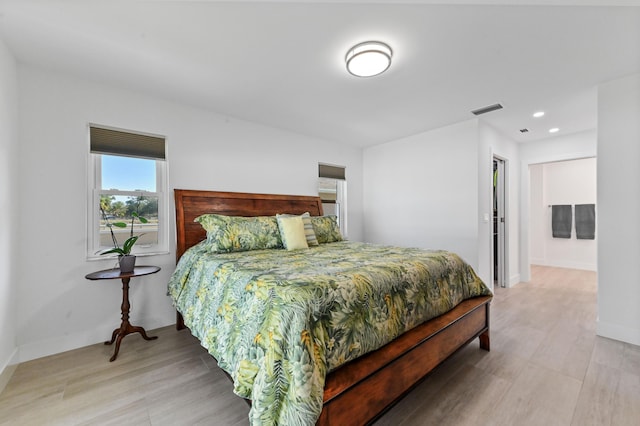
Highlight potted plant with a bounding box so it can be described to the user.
[99,208,147,273]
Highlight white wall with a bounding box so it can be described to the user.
[597,72,640,346]
[529,158,597,271]
[478,122,520,287]
[362,119,480,274]
[518,129,597,281]
[14,65,364,362]
[0,38,18,387]
[529,164,545,264]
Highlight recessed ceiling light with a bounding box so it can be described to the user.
[549,127,560,133]
[533,111,545,118]
[345,41,392,77]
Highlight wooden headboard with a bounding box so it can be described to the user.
[174,189,324,261]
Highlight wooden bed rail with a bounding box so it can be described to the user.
[319,295,490,425]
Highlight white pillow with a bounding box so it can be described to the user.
[276,215,309,250]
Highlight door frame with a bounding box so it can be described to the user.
[492,154,510,288]
[519,149,595,282]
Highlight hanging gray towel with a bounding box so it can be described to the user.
[552,205,572,238]
[575,204,596,239]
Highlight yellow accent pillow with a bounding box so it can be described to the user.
[276,215,309,250]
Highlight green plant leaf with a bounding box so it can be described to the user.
[122,235,140,254]
[112,222,127,228]
[98,247,126,256]
[132,212,148,223]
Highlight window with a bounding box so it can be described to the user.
[88,125,168,259]
[318,163,347,238]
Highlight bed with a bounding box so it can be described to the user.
[170,189,492,425]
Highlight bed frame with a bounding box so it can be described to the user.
[173,189,491,425]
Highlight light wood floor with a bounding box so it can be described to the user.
[2,266,639,425]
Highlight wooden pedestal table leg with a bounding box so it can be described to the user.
[104,276,158,362]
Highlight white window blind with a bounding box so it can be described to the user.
[90,126,165,160]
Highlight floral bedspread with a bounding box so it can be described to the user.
[168,241,491,425]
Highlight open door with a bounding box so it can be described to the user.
[493,157,508,288]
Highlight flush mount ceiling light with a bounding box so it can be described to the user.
[345,41,392,77]
[533,111,545,118]
[549,127,560,133]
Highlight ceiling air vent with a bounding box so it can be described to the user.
[520,128,529,133]
[471,103,503,116]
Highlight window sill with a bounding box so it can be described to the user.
[86,250,171,262]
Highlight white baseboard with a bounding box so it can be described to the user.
[530,259,597,271]
[0,349,18,394]
[17,315,173,363]
[597,320,640,346]
[509,274,521,286]
[530,257,546,266]
[18,330,107,363]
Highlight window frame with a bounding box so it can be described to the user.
[87,127,169,260]
[318,164,348,239]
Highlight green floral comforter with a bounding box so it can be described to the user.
[168,241,491,425]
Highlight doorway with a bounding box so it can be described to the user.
[493,157,507,288]
[528,158,597,271]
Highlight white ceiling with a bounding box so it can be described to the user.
[0,1,639,148]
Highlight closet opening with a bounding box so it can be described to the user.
[493,156,507,288]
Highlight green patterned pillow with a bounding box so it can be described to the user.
[311,215,343,244]
[195,214,283,253]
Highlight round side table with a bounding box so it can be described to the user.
[85,265,161,361]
